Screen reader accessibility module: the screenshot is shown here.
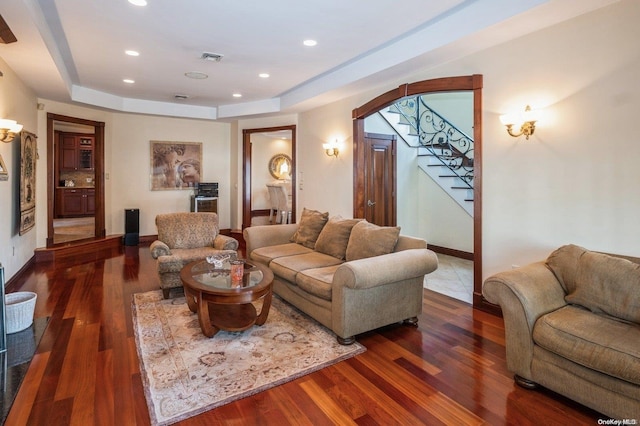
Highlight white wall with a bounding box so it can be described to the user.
[419,172,474,253]
[110,113,231,234]
[0,57,38,279]
[470,0,640,276]
[35,100,231,241]
[296,98,354,219]
[292,0,640,278]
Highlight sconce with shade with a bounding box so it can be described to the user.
[499,105,538,140]
[322,139,340,157]
[0,119,23,142]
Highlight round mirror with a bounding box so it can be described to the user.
[268,153,292,180]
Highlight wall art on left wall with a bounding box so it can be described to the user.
[19,131,37,235]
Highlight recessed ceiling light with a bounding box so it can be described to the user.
[125,50,140,57]
[259,73,270,78]
[232,93,242,98]
[303,39,317,47]
[184,71,208,79]
[123,79,135,84]
[128,0,147,6]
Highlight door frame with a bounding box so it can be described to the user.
[242,125,296,229]
[46,113,105,247]
[352,75,490,312]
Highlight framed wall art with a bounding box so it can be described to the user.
[19,130,37,235]
[0,154,7,181]
[150,141,202,190]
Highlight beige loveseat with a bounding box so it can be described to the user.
[150,212,238,298]
[483,244,640,419]
[243,209,439,344]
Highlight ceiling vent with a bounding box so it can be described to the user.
[174,94,189,100]
[201,52,223,62]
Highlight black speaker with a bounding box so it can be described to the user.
[124,208,139,246]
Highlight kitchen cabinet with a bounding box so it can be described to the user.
[59,133,94,171]
[56,188,95,217]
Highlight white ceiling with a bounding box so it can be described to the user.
[0,0,620,121]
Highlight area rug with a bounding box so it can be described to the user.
[132,290,365,425]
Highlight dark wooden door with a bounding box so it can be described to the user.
[363,132,396,226]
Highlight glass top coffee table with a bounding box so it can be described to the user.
[180,258,274,337]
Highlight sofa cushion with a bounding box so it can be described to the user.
[296,265,341,301]
[290,208,329,249]
[533,305,640,385]
[157,248,235,273]
[546,244,640,324]
[314,216,363,260]
[250,243,313,265]
[270,252,343,283]
[345,220,401,262]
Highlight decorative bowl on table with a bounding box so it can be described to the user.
[205,253,235,269]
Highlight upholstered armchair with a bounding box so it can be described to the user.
[150,212,238,298]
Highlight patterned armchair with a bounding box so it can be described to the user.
[150,212,238,298]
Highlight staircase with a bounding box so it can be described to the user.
[378,96,474,216]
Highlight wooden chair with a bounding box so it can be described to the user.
[266,183,291,224]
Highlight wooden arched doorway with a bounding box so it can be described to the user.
[352,74,492,312]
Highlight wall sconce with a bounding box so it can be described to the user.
[0,119,23,142]
[322,139,340,157]
[499,105,538,140]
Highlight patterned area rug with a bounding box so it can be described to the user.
[132,290,366,426]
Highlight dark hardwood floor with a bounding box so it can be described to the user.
[5,242,603,425]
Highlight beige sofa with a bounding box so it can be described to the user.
[483,244,640,419]
[150,212,238,298]
[243,209,439,344]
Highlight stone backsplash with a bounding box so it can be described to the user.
[59,170,95,188]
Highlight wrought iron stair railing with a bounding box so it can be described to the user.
[388,96,474,190]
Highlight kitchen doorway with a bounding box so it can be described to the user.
[46,113,105,247]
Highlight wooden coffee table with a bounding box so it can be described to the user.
[180,259,274,337]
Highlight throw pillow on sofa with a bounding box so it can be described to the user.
[290,207,329,249]
[345,220,400,261]
[315,216,363,260]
